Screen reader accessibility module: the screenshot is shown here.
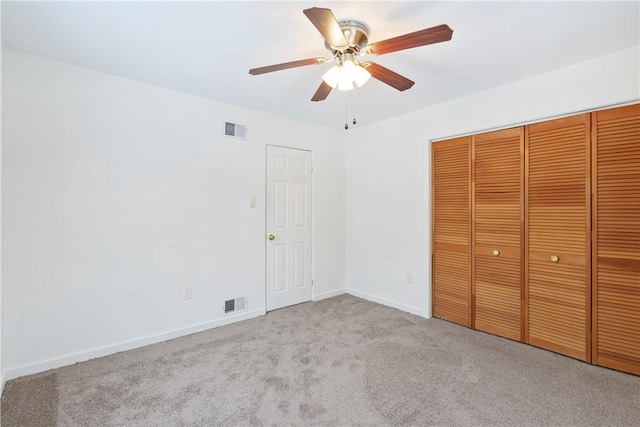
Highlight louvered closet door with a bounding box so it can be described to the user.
[473,128,524,341]
[592,104,640,375]
[433,137,472,327]
[526,114,591,361]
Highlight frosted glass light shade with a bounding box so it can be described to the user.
[342,59,356,76]
[322,66,341,88]
[353,66,371,87]
[337,77,354,91]
[322,59,372,91]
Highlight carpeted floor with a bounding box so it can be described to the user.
[2,294,639,426]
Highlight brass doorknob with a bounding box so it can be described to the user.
[550,255,559,263]
[492,249,500,256]
[268,234,276,241]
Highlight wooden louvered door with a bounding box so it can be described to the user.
[433,137,472,327]
[592,104,640,375]
[525,113,591,361]
[473,128,524,341]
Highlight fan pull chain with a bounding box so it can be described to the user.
[344,95,349,130]
[344,88,359,130]
[352,86,357,126]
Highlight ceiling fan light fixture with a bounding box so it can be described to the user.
[322,56,371,91]
[250,7,454,105]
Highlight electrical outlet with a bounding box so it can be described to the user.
[406,273,414,284]
[184,287,193,300]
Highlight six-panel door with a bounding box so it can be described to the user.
[266,146,313,311]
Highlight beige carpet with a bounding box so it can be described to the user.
[2,294,639,426]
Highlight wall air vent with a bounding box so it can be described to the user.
[224,121,247,140]
[224,296,247,314]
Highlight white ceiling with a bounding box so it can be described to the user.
[2,1,639,129]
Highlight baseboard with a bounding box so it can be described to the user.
[346,288,425,317]
[312,288,346,301]
[3,308,266,383]
[1,372,5,395]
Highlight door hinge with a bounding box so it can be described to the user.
[311,279,314,287]
[311,167,315,175]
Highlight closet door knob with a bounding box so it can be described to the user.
[550,255,559,263]
[268,234,276,241]
[492,249,500,256]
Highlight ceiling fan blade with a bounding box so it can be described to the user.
[366,24,453,55]
[249,58,324,75]
[311,81,332,102]
[362,62,415,91]
[303,7,348,48]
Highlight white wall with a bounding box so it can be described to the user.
[345,47,640,317]
[2,49,346,379]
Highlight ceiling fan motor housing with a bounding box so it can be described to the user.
[325,19,370,53]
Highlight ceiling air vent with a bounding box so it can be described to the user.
[224,296,247,314]
[224,121,247,140]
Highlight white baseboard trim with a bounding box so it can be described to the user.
[312,288,346,301]
[346,288,425,317]
[1,372,5,395]
[3,308,266,383]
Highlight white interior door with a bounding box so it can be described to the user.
[266,146,312,311]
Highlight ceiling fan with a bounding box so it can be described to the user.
[249,7,453,102]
